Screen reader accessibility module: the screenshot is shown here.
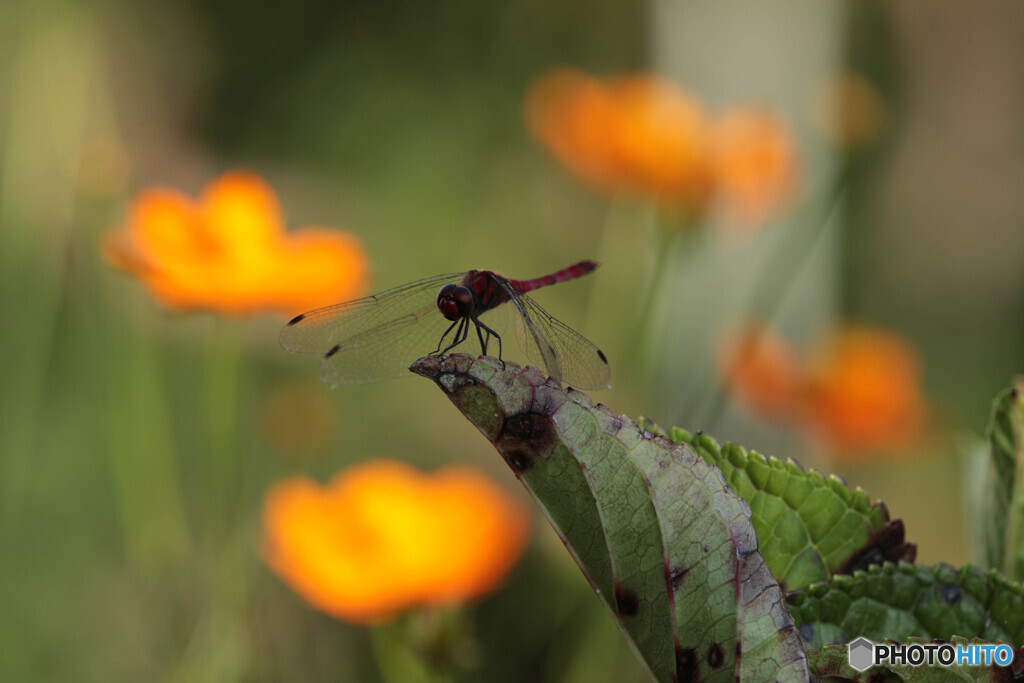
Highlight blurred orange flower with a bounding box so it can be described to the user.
[801,327,925,452]
[525,68,713,211]
[263,459,530,624]
[525,68,799,225]
[104,172,368,316]
[719,323,926,454]
[710,108,800,227]
[717,323,801,419]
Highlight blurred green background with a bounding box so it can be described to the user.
[2,0,1023,680]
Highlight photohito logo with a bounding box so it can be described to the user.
[847,637,1015,672]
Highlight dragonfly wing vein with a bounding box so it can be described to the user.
[318,307,458,385]
[279,273,460,354]
[513,290,611,390]
[495,279,563,383]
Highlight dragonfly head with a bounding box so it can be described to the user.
[437,283,475,321]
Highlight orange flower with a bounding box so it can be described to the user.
[524,68,713,210]
[801,326,925,452]
[103,172,368,316]
[607,76,713,209]
[262,459,530,624]
[719,323,926,454]
[524,68,622,194]
[710,108,800,227]
[717,323,801,419]
[525,68,801,227]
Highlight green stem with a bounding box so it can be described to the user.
[581,200,624,327]
[201,319,247,541]
[371,611,461,683]
[106,319,190,571]
[633,216,675,341]
[635,215,704,385]
[0,236,65,536]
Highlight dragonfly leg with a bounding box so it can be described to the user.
[439,317,469,355]
[430,318,461,356]
[473,319,489,355]
[473,317,504,368]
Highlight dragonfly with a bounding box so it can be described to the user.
[280,260,611,389]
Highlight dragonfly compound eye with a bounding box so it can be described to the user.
[437,284,475,321]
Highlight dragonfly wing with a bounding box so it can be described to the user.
[511,304,561,382]
[503,284,611,390]
[279,272,462,384]
[280,273,460,354]
[477,300,510,334]
[318,307,462,384]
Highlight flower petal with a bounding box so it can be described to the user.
[262,459,529,624]
[102,171,369,316]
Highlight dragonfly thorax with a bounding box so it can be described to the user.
[437,283,476,321]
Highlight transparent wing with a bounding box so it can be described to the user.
[280,273,461,353]
[317,306,466,384]
[499,281,611,390]
[280,272,463,384]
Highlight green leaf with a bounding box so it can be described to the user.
[788,562,1024,649]
[411,355,809,683]
[980,379,1024,581]
[649,425,914,592]
[807,637,1022,682]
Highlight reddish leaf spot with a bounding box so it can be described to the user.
[501,413,555,454]
[503,449,534,473]
[837,519,916,574]
[615,584,639,616]
[668,564,690,590]
[676,647,698,683]
[707,643,724,669]
[531,384,568,416]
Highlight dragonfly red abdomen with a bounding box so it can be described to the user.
[281,260,610,389]
[506,259,598,294]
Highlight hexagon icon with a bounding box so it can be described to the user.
[848,637,875,672]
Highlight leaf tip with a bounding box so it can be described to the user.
[409,354,443,380]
